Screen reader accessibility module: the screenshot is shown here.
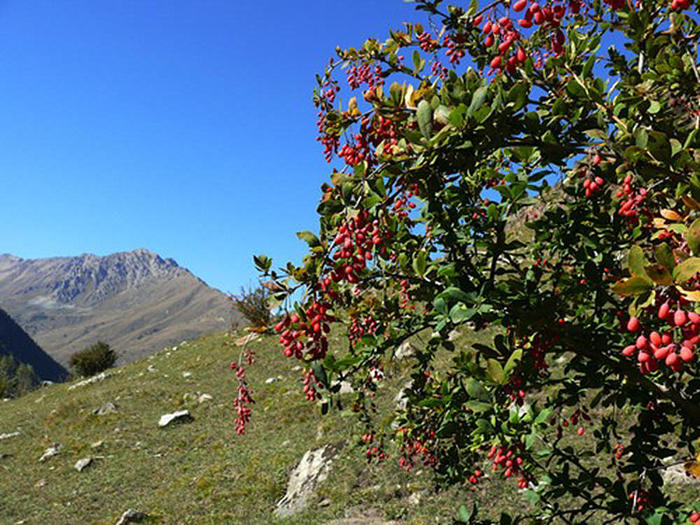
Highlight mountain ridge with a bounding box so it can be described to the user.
[0,249,236,367]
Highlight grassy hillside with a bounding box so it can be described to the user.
[0,329,482,524]
[2,328,697,524]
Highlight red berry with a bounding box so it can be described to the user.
[627,316,640,332]
[658,302,670,319]
[513,0,528,10]
[674,309,687,327]
[490,55,503,69]
[680,346,694,362]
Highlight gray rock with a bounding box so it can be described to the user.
[275,441,345,517]
[0,431,20,440]
[74,457,93,472]
[265,377,280,384]
[34,479,46,488]
[39,444,61,462]
[158,410,193,428]
[93,402,118,416]
[115,509,147,525]
[395,340,416,359]
[197,393,213,404]
[332,381,354,394]
[448,329,460,341]
[68,372,110,390]
[182,371,192,379]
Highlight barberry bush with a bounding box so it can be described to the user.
[246,0,699,521]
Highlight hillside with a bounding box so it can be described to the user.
[0,250,236,367]
[0,329,697,524]
[0,308,67,383]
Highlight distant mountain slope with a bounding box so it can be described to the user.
[0,249,235,366]
[0,308,67,382]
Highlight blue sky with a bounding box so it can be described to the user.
[0,1,421,293]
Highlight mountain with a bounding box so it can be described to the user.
[0,249,235,367]
[0,307,67,382]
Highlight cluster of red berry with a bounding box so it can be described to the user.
[487,443,529,488]
[275,301,334,361]
[230,361,254,435]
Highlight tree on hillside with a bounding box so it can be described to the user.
[69,341,117,377]
[245,0,699,521]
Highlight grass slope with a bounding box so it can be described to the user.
[0,330,478,525]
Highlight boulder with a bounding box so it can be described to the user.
[275,441,345,517]
[158,410,193,428]
[74,457,93,472]
[115,509,147,525]
[39,444,61,462]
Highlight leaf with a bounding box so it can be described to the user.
[450,303,476,323]
[660,209,681,221]
[486,359,505,385]
[687,218,700,256]
[413,250,428,277]
[654,244,676,272]
[466,378,489,400]
[627,245,650,280]
[683,454,700,479]
[504,349,523,377]
[611,276,654,296]
[677,287,700,302]
[464,400,492,413]
[673,257,700,283]
[468,86,488,116]
[645,264,673,286]
[296,230,320,247]
[416,100,433,137]
[253,254,272,273]
[648,100,661,114]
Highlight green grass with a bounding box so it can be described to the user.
[0,331,482,524]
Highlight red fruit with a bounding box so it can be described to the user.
[622,345,636,357]
[653,345,671,360]
[662,332,672,345]
[665,352,679,366]
[513,0,528,10]
[690,511,700,523]
[636,336,648,349]
[483,21,492,33]
[533,11,545,24]
[637,351,650,363]
[577,427,584,436]
[689,311,700,324]
[680,346,694,362]
[485,34,495,47]
[490,55,503,69]
[649,331,661,346]
[518,19,533,28]
[674,309,687,327]
[627,316,640,332]
[517,47,527,62]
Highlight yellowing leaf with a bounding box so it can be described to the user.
[611,276,654,296]
[681,195,700,210]
[660,209,682,221]
[645,264,674,286]
[684,454,700,478]
[676,287,700,302]
[653,218,667,229]
[687,218,700,256]
[672,257,700,283]
[627,246,650,280]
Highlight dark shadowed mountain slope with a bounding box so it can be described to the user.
[0,308,67,382]
[0,249,236,367]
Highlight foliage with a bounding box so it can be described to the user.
[69,341,117,377]
[252,0,700,521]
[0,355,39,398]
[230,285,272,331]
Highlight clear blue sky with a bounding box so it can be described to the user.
[0,1,421,293]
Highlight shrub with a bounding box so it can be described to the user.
[69,341,116,377]
[0,355,38,398]
[245,0,700,522]
[231,285,271,331]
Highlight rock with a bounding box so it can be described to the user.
[68,372,110,390]
[74,457,93,472]
[147,365,157,373]
[292,365,302,372]
[93,402,118,416]
[115,509,147,525]
[34,479,46,488]
[158,410,193,428]
[275,441,345,517]
[331,381,353,394]
[395,340,416,359]
[0,431,20,440]
[662,460,700,485]
[448,329,460,341]
[41,380,54,387]
[265,377,280,384]
[182,372,192,379]
[408,491,423,506]
[197,393,213,404]
[39,444,61,462]
[318,498,332,507]
[394,384,411,410]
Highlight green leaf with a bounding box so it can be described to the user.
[468,86,488,116]
[654,244,676,272]
[416,100,433,137]
[645,264,673,286]
[296,230,320,248]
[466,378,489,400]
[504,349,523,377]
[687,218,700,255]
[627,245,650,280]
[611,276,654,296]
[253,254,272,273]
[317,199,343,216]
[413,250,428,277]
[486,359,505,385]
[450,303,475,323]
[672,257,700,283]
[635,128,648,148]
[647,100,661,114]
[464,400,491,412]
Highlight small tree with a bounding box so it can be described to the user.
[231,285,272,331]
[69,341,117,377]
